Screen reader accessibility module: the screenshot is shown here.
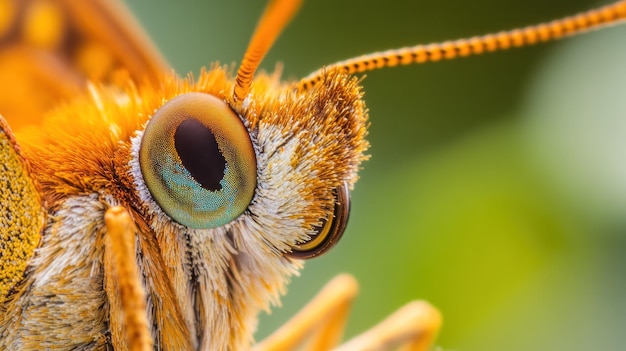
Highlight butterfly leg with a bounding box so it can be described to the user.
[333,300,441,351]
[255,274,441,351]
[104,206,153,351]
[253,274,359,351]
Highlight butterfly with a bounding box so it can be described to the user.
[0,0,624,350]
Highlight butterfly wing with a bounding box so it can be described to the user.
[0,0,170,346]
[0,117,44,303]
[0,0,170,130]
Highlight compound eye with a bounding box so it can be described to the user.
[139,93,256,229]
[288,182,351,259]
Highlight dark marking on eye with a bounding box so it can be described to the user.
[174,118,226,192]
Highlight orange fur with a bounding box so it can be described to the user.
[7,64,369,349]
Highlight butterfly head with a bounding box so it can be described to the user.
[131,65,368,261]
[126,65,368,347]
[13,0,367,344]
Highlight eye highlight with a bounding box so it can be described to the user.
[139,93,256,229]
[288,183,351,259]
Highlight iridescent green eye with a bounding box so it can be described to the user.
[289,183,351,259]
[139,93,256,229]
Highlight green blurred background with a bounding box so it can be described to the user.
[126,1,626,350]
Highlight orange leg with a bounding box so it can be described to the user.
[255,274,441,351]
[104,206,153,351]
[334,301,441,351]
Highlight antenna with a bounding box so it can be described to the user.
[298,1,626,90]
[233,0,302,106]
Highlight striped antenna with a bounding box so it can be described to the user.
[298,1,626,90]
[233,0,302,106]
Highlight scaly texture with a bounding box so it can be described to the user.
[0,117,43,304]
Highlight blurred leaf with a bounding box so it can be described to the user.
[522,24,626,228]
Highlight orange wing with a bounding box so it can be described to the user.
[0,0,170,130]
